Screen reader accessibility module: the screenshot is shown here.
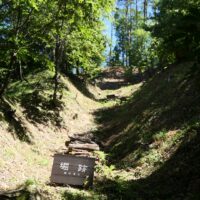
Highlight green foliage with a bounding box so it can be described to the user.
[24,179,38,187]
[110,0,200,73]
[94,151,116,179]
[153,0,200,62]
[62,189,107,200]
[130,28,154,69]
[0,0,115,99]
[109,0,160,72]
[152,130,167,141]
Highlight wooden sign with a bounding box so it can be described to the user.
[50,154,95,187]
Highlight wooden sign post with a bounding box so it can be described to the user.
[50,154,95,187]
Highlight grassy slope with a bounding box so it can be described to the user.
[0,70,99,192]
[0,62,200,200]
[93,62,200,199]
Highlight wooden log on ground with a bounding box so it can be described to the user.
[68,148,93,156]
[69,151,93,157]
[68,133,94,144]
[69,148,90,153]
[68,143,100,151]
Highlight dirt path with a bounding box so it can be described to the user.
[0,72,143,199]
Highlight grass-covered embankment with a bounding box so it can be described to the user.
[93,62,200,199]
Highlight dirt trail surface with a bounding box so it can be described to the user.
[0,68,143,199]
[0,76,100,191]
[1,63,200,200]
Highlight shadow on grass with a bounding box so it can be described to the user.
[0,98,32,143]
[68,74,97,100]
[93,62,200,162]
[92,63,200,199]
[96,124,200,200]
[97,80,130,90]
[16,75,66,126]
[4,71,68,138]
[21,91,64,127]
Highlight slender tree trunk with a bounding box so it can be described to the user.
[128,0,133,67]
[0,52,17,98]
[53,35,60,103]
[18,60,24,81]
[125,0,129,67]
[144,0,148,22]
[135,0,139,68]
[109,21,113,66]
[122,50,125,66]
[52,1,66,104]
[76,67,79,75]
[53,70,59,103]
[136,0,138,28]
[53,35,65,104]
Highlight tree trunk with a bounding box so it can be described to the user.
[53,35,60,103]
[53,36,65,104]
[128,0,133,67]
[0,52,17,98]
[68,143,100,151]
[125,0,129,67]
[109,16,113,66]
[144,0,148,22]
[136,0,138,28]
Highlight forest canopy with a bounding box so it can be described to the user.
[0,0,115,100]
[108,0,200,72]
[0,0,200,101]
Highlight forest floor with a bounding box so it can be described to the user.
[0,67,140,199]
[0,62,200,199]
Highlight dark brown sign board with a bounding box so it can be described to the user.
[50,154,95,187]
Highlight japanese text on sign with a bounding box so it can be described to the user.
[59,162,88,175]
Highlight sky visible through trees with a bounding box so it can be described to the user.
[1,0,200,99]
